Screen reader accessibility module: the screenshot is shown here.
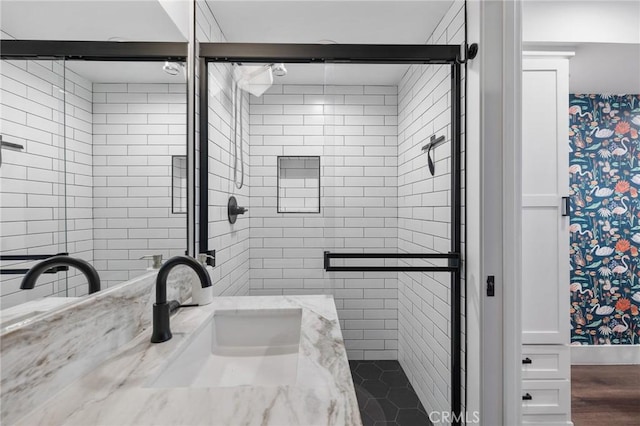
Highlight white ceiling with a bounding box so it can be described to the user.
[207,0,455,44]
[66,61,187,84]
[0,0,186,41]
[207,0,455,85]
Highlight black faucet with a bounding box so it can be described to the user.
[151,255,212,343]
[21,255,101,294]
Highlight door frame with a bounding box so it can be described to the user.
[198,41,467,423]
[466,0,523,424]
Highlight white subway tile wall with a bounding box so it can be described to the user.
[92,83,187,288]
[397,1,466,416]
[0,59,94,308]
[198,2,251,297]
[249,84,399,360]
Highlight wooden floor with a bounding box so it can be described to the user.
[572,365,640,426]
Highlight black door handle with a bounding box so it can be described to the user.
[561,196,570,216]
[522,357,533,364]
[522,393,533,401]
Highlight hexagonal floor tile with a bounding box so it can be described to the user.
[374,360,401,371]
[361,411,377,426]
[396,408,432,426]
[364,398,399,422]
[358,380,391,398]
[388,387,420,409]
[380,370,409,387]
[356,362,383,380]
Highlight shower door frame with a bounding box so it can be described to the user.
[199,42,465,424]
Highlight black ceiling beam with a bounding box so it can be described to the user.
[200,43,460,64]
[0,40,188,61]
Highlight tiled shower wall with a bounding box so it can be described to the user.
[248,84,399,360]
[91,83,187,288]
[0,58,94,308]
[397,1,465,417]
[197,1,251,297]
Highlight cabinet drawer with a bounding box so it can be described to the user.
[522,345,569,380]
[521,379,570,415]
[522,413,572,425]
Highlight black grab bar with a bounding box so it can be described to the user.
[323,251,460,272]
[0,253,69,275]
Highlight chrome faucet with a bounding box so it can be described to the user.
[151,255,212,343]
[21,255,101,294]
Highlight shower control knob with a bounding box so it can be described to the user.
[228,196,248,224]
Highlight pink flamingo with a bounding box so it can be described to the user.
[612,314,630,336]
[611,138,629,157]
[570,105,593,121]
[611,255,629,275]
[569,164,593,180]
[611,197,629,216]
[570,283,593,299]
[569,223,593,240]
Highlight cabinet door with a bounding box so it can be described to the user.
[521,57,570,344]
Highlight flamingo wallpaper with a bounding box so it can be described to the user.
[569,94,640,345]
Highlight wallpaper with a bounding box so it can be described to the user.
[569,94,640,345]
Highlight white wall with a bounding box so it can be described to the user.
[248,83,399,360]
[396,0,465,418]
[91,83,187,288]
[523,2,640,94]
[569,43,640,94]
[0,59,95,308]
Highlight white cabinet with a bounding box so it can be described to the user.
[521,53,573,426]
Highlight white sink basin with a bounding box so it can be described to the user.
[148,308,303,388]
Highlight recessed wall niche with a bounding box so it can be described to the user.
[172,155,187,214]
[277,156,320,213]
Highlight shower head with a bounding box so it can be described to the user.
[163,61,183,76]
[233,64,274,97]
[271,63,287,77]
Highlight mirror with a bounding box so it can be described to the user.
[0,59,188,321]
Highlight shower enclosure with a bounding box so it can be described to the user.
[199,42,466,423]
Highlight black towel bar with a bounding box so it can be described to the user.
[323,251,460,272]
[0,253,70,275]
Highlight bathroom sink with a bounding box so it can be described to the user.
[148,308,303,388]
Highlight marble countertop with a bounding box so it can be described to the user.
[16,295,362,426]
[1,297,81,331]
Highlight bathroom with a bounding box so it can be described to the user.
[1,1,637,426]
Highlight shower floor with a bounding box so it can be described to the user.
[349,360,431,426]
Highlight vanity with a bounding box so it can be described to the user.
[1,274,361,426]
